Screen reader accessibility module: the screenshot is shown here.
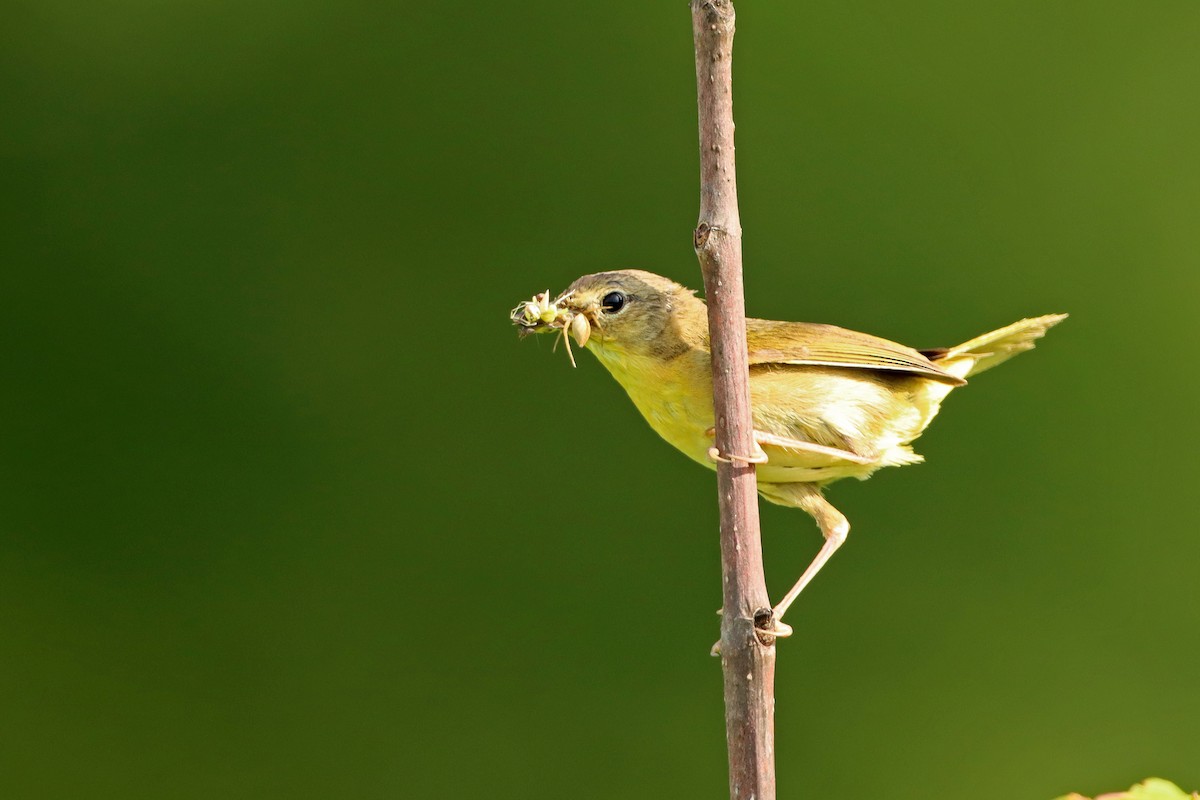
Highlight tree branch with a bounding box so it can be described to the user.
[690,2,777,799]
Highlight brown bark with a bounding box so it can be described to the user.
[690,2,777,799]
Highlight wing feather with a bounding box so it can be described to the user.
[746,320,966,386]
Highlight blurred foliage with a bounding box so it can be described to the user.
[2,1,1199,798]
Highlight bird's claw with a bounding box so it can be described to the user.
[710,616,793,656]
[764,619,793,639]
[707,445,768,464]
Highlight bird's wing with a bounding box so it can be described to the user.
[745,319,966,386]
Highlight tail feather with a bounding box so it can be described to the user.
[931,314,1068,379]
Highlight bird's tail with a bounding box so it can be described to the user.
[924,314,1068,380]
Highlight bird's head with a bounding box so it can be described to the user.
[564,269,699,351]
[512,269,707,368]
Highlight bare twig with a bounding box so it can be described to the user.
[690,2,777,799]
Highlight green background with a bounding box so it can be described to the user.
[3,2,1198,797]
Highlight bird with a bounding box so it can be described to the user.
[513,269,1066,638]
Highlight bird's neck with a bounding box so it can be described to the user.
[586,322,710,403]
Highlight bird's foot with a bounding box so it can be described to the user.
[709,613,793,656]
[706,445,767,465]
[763,619,793,639]
[704,428,768,465]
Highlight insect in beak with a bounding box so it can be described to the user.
[510,290,588,367]
[569,312,591,349]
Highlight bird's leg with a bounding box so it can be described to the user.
[768,484,851,636]
[751,431,876,465]
[706,427,874,465]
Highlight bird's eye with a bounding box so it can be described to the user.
[601,291,627,313]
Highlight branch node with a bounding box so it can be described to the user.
[752,607,779,647]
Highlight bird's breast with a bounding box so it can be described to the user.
[589,344,716,468]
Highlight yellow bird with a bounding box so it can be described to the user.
[513,269,1065,638]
